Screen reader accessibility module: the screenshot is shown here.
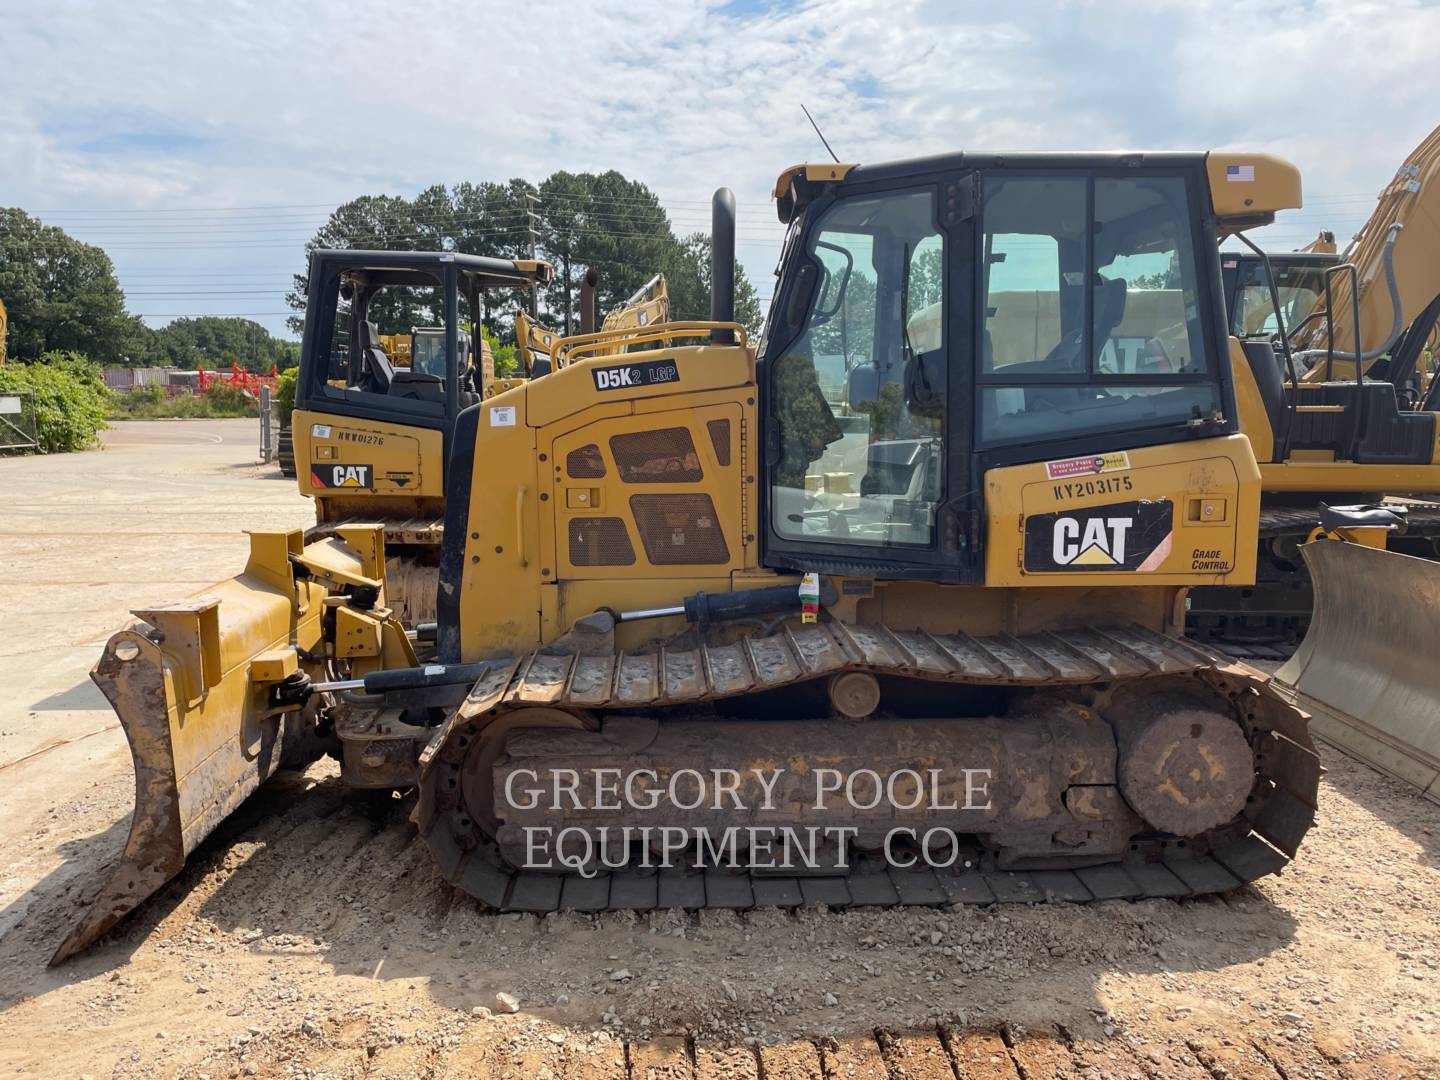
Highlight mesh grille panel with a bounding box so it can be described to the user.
[568,517,636,566]
[566,443,606,479]
[630,494,730,565]
[610,427,703,483]
[706,419,732,466]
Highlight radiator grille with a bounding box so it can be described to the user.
[610,428,703,483]
[630,494,730,565]
[568,517,636,566]
[566,443,606,479]
[706,419,732,466]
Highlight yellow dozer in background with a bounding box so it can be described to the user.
[288,254,554,626]
[290,260,669,626]
[55,147,1440,964]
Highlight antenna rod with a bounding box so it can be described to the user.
[801,103,841,164]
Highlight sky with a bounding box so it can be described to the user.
[2,0,1438,340]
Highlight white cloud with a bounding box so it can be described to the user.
[1,0,1436,333]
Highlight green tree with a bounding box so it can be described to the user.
[0,350,110,452]
[0,208,147,363]
[450,178,538,330]
[663,232,763,337]
[537,170,675,333]
[285,194,426,335]
[286,171,765,345]
[146,317,298,373]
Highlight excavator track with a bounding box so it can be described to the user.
[1188,501,1440,656]
[413,623,1320,914]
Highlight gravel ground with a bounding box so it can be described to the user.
[1,422,1438,1078]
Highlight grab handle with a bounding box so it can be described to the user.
[515,486,529,567]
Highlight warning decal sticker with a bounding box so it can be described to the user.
[1044,451,1130,481]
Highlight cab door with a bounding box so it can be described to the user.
[759,175,982,584]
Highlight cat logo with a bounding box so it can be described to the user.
[311,463,372,489]
[1024,499,1173,573]
[1053,516,1132,566]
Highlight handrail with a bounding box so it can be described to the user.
[515,486,529,568]
[549,321,748,366]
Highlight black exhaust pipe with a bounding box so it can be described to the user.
[710,187,736,344]
[580,266,600,334]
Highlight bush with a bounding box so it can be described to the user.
[274,367,297,428]
[0,351,109,453]
[205,382,256,416]
[108,379,261,420]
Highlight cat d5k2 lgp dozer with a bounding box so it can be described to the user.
[62,149,1390,963]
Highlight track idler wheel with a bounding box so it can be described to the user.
[1108,687,1255,836]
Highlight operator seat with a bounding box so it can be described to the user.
[357,321,395,393]
[388,369,446,403]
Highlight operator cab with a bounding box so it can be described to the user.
[296,250,552,438]
[1223,249,1440,467]
[1221,251,1336,341]
[761,154,1235,582]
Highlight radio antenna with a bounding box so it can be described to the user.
[801,103,841,164]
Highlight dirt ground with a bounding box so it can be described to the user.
[1,420,1438,1080]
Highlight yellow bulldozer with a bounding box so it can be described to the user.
[286,254,554,625]
[64,147,1437,964]
[287,260,670,625]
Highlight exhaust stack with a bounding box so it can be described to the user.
[580,266,600,335]
[710,187,736,344]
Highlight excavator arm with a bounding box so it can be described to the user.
[1295,123,1440,377]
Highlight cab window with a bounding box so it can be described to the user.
[769,189,944,547]
[980,174,1219,444]
[310,271,479,417]
[1234,260,1326,338]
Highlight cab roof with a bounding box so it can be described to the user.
[315,249,555,289]
[772,151,1301,231]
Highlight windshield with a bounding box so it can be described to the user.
[1233,259,1328,338]
[411,330,469,378]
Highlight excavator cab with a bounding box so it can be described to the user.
[1222,251,1336,341]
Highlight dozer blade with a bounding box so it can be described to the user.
[50,530,335,964]
[1274,541,1440,803]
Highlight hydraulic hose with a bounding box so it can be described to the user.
[1295,223,1404,368]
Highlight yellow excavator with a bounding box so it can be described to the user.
[64,147,1426,964]
[514,271,672,379]
[1189,123,1440,651]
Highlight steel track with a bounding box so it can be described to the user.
[413,623,1321,915]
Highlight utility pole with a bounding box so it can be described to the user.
[525,192,541,319]
[562,253,572,337]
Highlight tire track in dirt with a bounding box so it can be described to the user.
[197,1015,1430,1080]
